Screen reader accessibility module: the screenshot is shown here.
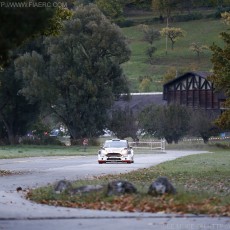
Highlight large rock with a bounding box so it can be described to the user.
[54,180,104,195]
[53,180,73,194]
[107,180,137,196]
[148,176,176,196]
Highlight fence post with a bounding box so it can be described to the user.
[161,138,165,151]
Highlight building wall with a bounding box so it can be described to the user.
[163,72,224,111]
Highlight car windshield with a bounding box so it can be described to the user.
[104,141,128,148]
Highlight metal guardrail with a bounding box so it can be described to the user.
[129,139,165,151]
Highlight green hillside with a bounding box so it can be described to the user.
[121,18,229,92]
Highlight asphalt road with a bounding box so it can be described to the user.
[0,150,230,230]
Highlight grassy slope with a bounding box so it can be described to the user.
[121,18,229,92]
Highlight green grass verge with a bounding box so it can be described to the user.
[0,145,98,159]
[0,140,224,159]
[0,145,99,176]
[27,150,230,216]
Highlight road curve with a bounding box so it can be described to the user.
[1,150,229,230]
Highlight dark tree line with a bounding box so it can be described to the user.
[109,104,220,144]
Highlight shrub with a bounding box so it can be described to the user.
[212,142,230,149]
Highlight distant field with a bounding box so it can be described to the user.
[121,18,229,92]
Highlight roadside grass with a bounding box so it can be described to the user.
[27,150,230,216]
[0,145,99,176]
[0,139,227,159]
[0,145,98,159]
[122,18,229,92]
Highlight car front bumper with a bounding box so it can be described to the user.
[98,153,134,164]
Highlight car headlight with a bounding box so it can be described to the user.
[121,149,128,156]
[98,149,106,156]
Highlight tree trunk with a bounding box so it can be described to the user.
[171,41,175,50]
[202,136,209,144]
[165,137,173,144]
[7,132,19,145]
[2,119,19,145]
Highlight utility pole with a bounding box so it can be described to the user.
[165,17,168,55]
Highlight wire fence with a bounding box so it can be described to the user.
[129,139,166,152]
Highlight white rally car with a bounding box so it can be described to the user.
[98,139,134,164]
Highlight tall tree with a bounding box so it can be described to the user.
[0,0,57,67]
[209,12,230,130]
[0,63,40,144]
[0,6,71,144]
[210,31,230,129]
[15,4,130,141]
[151,0,178,20]
[152,0,181,54]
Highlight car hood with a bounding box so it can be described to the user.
[104,148,125,153]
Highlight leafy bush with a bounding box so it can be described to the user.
[212,142,230,149]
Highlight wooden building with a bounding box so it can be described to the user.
[163,72,226,112]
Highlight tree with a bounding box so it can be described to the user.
[162,67,177,83]
[151,0,178,21]
[152,0,179,54]
[0,0,62,67]
[0,6,71,144]
[221,12,230,25]
[145,46,157,62]
[176,0,195,13]
[160,27,186,50]
[15,4,131,141]
[108,107,139,140]
[140,24,161,45]
[210,11,230,130]
[189,42,208,58]
[0,63,40,144]
[210,31,230,130]
[189,109,220,143]
[95,0,124,20]
[138,75,153,92]
[139,24,160,63]
[139,104,190,144]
